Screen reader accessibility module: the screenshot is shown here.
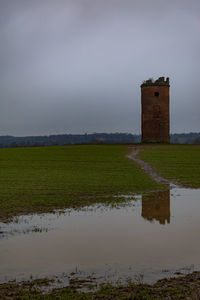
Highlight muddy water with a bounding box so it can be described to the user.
[0,188,200,284]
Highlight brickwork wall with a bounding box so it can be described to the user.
[141,85,170,143]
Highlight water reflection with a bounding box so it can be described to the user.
[142,190,170,225]
[1,188,200,285]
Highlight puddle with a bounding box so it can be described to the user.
[0,188,200,285]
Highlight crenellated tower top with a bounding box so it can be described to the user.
[141,77,170,88]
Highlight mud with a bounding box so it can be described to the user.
[1,271,200,299]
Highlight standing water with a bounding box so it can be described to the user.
[0,187,200,284]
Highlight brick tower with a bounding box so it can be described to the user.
[141,77,170,143]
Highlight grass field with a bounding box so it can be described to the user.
[139,144,200,188]
[1,144,200,222]
[0,145,162,221]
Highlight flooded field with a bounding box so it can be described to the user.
[0,187,200,285]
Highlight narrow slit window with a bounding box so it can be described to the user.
[154,92,159,97]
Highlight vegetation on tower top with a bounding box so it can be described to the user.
[141,76,170,87]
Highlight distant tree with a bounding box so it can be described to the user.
[194,137,200,145]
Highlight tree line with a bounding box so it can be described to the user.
[0,132,199,148]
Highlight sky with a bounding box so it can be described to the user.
[0,0,199,136]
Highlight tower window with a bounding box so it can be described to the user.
[154,92,159,97]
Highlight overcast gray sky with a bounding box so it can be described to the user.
[0,0,199,136]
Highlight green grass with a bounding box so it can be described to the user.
[139,144,200,188]
[0,145,162,221]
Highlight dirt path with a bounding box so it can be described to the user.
[127,146,178,187]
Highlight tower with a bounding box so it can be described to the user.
[141,77,170,143]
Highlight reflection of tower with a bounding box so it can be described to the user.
[141,190,170,225]
[141,77,170,143]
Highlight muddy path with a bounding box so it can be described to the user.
[127,146,178,187]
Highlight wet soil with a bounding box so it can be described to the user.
[1,271,200,299]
